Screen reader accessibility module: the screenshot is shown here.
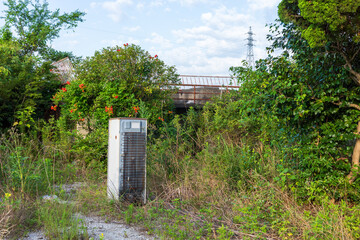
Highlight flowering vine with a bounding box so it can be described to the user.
[132,106,140,113]
[79,83,86,92]
[105,106,113,116]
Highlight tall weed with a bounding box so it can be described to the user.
[37,201,88,240]
[0,129,55,195]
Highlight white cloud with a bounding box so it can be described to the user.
[160,45,244,75]
[124,26,141,32]
[101,37,140,47]
[247,0,280,10]
[169,0,210,6]
[88,1,278,75]
[150,0,166,7]
[136,3,144,10]
[91,0,133,22]
[145,33,173,49]
[173,6,250,58]
[174,6,249,39]
[65,40,79,47]
[204,8,249,29]
[161,5,272,75]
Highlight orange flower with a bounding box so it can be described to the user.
[66,81,71,85]
[158,116,164,121]
[132,106,140,113]
[79,83,86,92]
[50,105,57,111]
[114,95,118,99]
[105,106,113,115]
[62,87,67,92]
[168,111,173,114]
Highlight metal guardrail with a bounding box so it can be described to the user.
[171,75,240,106]
[178,75,240,88]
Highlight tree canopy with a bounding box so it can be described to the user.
[278,0,360,85]
[53,44,179,129]
[51,44,179,163]
[1,0,85,58]
[0,0,85,130]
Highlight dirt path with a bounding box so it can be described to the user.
[23,215,155,240]
[80,215,154,240]
[22,183,155,240]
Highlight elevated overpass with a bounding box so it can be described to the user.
[171,75,240,108]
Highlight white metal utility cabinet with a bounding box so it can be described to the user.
[107,118,147,203]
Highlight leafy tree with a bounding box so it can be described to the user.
[54,44,179,128]
[278,1,360,182]
[228,21,360,199]
[0,39,33,129]
[0,0,85,130]
[278,0,360,84]
[52,44,179,163]
[1,0,85,58]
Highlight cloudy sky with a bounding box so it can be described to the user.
[0,0,281,75]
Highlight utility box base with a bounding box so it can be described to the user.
[107,118,147,203]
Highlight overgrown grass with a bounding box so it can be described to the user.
[142,112,360,239]
[36,201,88,240]
[70,123,360,239]
[0,126,91,239]
[1,110,360,239]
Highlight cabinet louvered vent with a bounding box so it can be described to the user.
[107,118,147,204]
[123,132,146,196]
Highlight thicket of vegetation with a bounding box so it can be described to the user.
[1,0,360,239]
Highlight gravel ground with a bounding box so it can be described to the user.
[22,214,155,240]
[21,183,156,240]
[81,214,155,240]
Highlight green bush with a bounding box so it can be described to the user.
[53,44,179,163]
[53,44,178,129]
[0,39,59,130]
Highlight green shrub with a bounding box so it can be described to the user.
[52,44,179,163]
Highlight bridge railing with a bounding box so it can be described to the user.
[169,75,241,107]
[177,75,240,88]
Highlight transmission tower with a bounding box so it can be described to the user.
[246,26,255,68]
